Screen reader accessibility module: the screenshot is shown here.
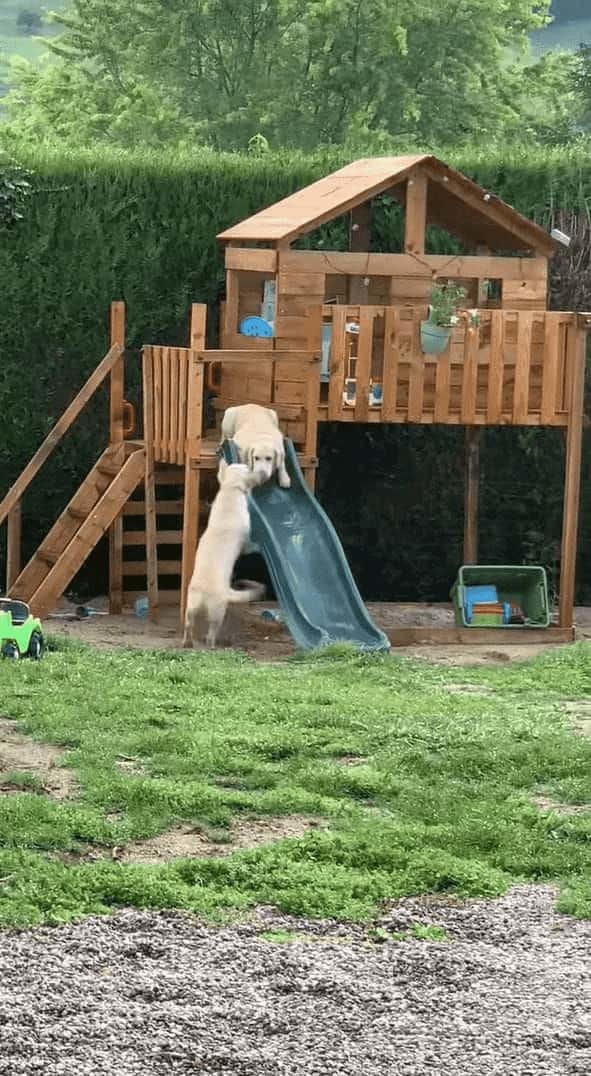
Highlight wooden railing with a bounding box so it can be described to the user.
[320,305,581,427]
[141,345,322,465]
[0,341,125,591]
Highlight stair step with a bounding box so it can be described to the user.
[38,551,59,566]
[67,506,88,521]
[97,462,121,478]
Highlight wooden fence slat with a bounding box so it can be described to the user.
[407,314,424,422]
[161,347,171,462]
[461,324,480,424]
[177,351,188,466]
[540,313,561,424]
[381,307,400,421]
[328,307,347,420]
[169,348,180,465]
[513,312,534,424]
[354,308,374,422]
[486,310,505,423]
[152,347,162,461]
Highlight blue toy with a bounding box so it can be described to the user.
[239,316,273,339]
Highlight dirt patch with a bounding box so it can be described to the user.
[335,755,370,766]
[48,597,586,667]
[0,718,78,800]
[563,700,591,737]
[531,795,589,816]
[119,815,327,865]
[115,756,147,777]
[442,683,494,695]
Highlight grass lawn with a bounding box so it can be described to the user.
[0,638,591,928]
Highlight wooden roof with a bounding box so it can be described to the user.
[217,155,558,256]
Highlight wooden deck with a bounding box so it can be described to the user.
[141,306,586,472]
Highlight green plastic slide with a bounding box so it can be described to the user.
[222,439,389,652]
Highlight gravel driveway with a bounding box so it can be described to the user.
[0,885,589,1075]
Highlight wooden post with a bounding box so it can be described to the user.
[142,349,159,623]
[558,320,587,629]
[109,301,126,613]
[6,502,22,591]
[303,307,322,491]
[404,170,428,256]
[348,202,371,305]
[180,306,206,627]
[463,427,480,564]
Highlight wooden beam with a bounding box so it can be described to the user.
[463,428,480,564]
[142,349,159,623]
[225,248,277,272]
[196,350,317,364]
[404,170,428,255]
[6,502,22,591]
[279,250,548,280]
[348,202,371,305]
[559,323,586,628]
[224,269,239,342]
[422,163,555,256]
[181,307,206,626]
[389,626,574,647]
[0,343,124,528]
[108,302,126,615]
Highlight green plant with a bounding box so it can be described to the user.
[427,282,468,327]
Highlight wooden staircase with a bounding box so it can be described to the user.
[8,445,145,617]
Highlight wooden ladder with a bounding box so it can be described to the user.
[9,445,145,617]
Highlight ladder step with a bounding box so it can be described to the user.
[123,499,184,517]
[123,560,182,577]
[123,530,183,546]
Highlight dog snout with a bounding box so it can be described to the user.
[253,462,273,481]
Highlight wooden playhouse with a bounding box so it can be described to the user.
[1,155,588,646]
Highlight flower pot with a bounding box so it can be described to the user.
[420,320,451,355]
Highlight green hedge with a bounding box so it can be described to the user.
[1,144,590,602]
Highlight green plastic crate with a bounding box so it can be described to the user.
[450,565,550,629]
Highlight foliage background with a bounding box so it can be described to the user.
[1,145,590,604]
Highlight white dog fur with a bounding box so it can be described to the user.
[183,461,264,649]
[221,403,290,489]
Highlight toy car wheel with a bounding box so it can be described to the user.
[28,632,44,660]
[2,642,20,660]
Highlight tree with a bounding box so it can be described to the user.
[4,0,556,150]
[16,9,43,34]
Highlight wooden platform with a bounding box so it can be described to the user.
[387,625,575,647]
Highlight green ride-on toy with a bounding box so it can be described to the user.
[0,599,44,660]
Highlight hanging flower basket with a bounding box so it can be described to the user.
[420,284,480,357]
[420,320,452,355]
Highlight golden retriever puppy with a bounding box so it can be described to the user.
[221,403,290,489]
[183,461,264,649]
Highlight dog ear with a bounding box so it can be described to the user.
[217,458,228,483]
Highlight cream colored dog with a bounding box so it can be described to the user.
[183,461,264,649]
[221,403,290,488]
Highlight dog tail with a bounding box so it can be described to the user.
[227,579,265,603]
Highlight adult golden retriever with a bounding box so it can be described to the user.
[221,403,290,488]
[183,461,264,649]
